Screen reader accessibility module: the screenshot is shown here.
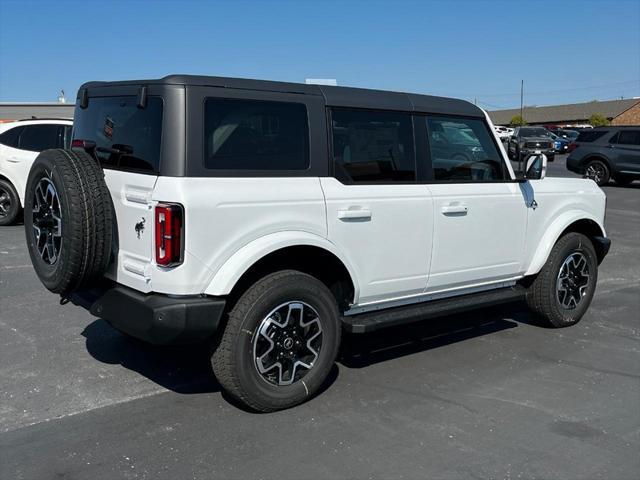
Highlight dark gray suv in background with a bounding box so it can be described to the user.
[566,127,640,186]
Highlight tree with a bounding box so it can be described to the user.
[510,115,527,126]
[589,113,609,127]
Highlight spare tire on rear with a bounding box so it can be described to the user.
[24,149,113,295]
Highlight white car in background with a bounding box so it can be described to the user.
[494,125,513,141]
[0,118,73,225]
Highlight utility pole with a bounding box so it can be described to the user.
[520,80,524,121]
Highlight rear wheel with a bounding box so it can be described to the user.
[584,159,610,186]
[212,270,341,412]
[0,179,21,226]
[526,233,598,328]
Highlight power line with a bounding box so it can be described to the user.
[436,79,640,98]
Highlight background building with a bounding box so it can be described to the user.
[0,102,75,122]
[489,98,640,126]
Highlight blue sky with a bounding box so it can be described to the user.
[0,0,638,109]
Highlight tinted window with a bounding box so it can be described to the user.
[427,116,504,181]
[614,130,640,145]
[17,124,62,152]
[331,109,415,183]
[520,128,548,137]
[204,98,309,170]
[576,130,608,142]
[63,126,73,149]
[0,126,23,148]
[73,96,163,173]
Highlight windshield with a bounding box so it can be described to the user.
[520,128,548,137]
[73,96,163,173]
[443,125,481,145]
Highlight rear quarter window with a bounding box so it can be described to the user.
[203,98,310,170]
[0,126,23,148]
[73,96,163,173]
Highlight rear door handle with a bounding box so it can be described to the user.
[338,208,372,220]
[441,204,469,215]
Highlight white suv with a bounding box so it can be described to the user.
[23,76,610,411]
[0,118,73,225]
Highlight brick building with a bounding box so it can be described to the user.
[611,100,640,125]
[489,98,640,127]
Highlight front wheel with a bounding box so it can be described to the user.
[526,233,598,328]
[212,270,341,412]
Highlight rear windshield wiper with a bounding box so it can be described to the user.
[96,144,134,155]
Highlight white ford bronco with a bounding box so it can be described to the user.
[24,75,610,411]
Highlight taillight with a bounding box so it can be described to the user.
[567,142,578,153]
[71,139,96,150]
[155,203,184,267]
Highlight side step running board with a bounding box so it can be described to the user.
[342,287,526,333]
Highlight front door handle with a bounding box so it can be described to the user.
[441,204,469,215]
[338,208,372,221]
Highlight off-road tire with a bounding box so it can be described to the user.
[526,233,598,328]
[584,159,610,186]
[212,270,341,412]
[0,178,21,226]
[24,149,113,294]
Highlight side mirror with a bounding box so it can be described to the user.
[525,153,547,180]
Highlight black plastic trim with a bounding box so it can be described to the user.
[592,235,611,264]
[70,284,225,345]
[343,286,526,333]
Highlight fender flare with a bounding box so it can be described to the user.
[525,210,606,276]
[204,231,360,299]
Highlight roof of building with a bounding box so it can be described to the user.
[0,102,75,121]
[79,74,485,117]
[489,98,640,125]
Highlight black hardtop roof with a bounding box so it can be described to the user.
[79,74,484,118]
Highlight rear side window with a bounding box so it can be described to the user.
[203,98,309,170]
[576,130,608,142]
[73,96,163,173]
[331,108,415,183]
[613,130,640,145]
[427,116,504,182]
[0,126,23,148]
[17,124,63,152]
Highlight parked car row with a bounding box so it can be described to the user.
[0,118,73,225]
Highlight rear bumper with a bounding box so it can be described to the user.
[70,284,226,345]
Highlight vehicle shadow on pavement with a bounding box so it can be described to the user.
[80,304,539,401]
[81,318,341,412]
[340,302,535,369]
[82,319,220,395]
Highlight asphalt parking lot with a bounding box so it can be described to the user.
[1,155,639,480]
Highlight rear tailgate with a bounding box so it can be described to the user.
[73,94,164,292]
[103,170,157,292]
